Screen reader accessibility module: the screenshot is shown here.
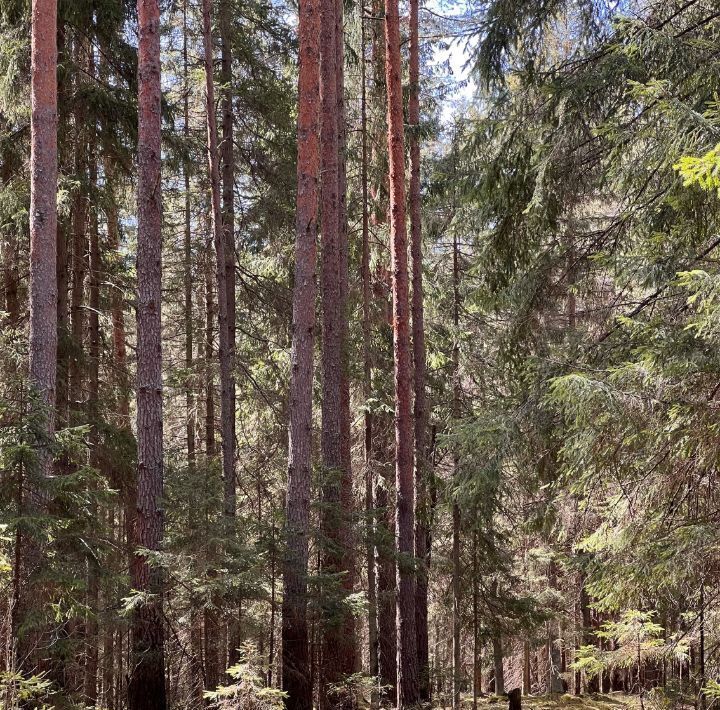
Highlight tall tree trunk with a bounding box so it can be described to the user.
[182,3,204,701]
[53,27,69,414]
[409,0,430,698]
[204,243,221,694]
[128,1,166,707]
[318,0,355,698]
[280,0,320,698]
[473,530,481,709]
[336,0,358,678]
[201,0,235,528]
[452,230,462,710]
[69,38,89,420]
[360,4,379,702]
[219,0,240,668]
[383,0,419,698]
[267,522,277,687]
[700,585,706,710]
[16,0,59,677]
[84,96,100,704]
[106,159,134,591]
[201,6,237,684]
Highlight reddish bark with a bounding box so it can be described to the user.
[28,0,58,436]
[16,0,59,677]
[129,1,166,707]
[281,0,321,696]
[280,0,320,701]
[384,0,419,699]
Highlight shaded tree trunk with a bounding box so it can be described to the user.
[493,635,504,695]
[128,1,166,707]
[409,0,430,696]
[452,231,461,709]
[201,0,235,528]
[280,0,320,700]
[376,455,397,701]
[203,199,222,704]
[473,530,481,709]
[318,0,355,698]
[83,96,100,703]
[181,4,204,701]
[383,0,419,697]
[1,139,20,326]
[219,0,240,668]
[69,38,89,420]
[524,640,532,695]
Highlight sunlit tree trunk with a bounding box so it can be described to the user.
[128,1,166,707]
[360,3,379,702]
[15,0,58,677]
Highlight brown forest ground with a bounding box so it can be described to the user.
[444,693,638,710]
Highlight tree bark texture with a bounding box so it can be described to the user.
[384,0,419,700]
[319,0,356,699]
[281,0,320,701]
[409,0,430,697]
[15,0,58,678]
[129,1,167,707]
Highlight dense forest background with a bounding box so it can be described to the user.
[2,0,720,708]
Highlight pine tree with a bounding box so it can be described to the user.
[408,0,431,697]
[318,0,356,696]
[383,0,419,699]
[129,0,166,706]
[281,0,321,699]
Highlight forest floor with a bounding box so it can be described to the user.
[438,693,640,710]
